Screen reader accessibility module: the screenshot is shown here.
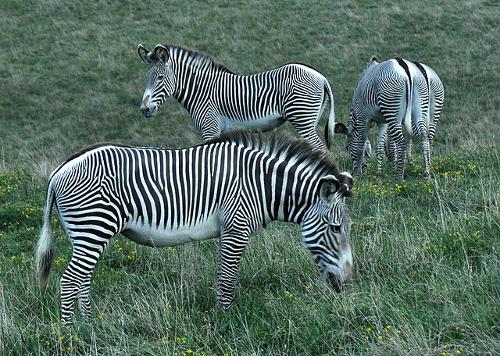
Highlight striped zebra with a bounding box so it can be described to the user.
[137,44,342,150]
[337,56,444,177]
[36,132,354,323]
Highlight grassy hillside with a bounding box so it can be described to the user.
[1,0,499,354]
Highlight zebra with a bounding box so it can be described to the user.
[137,44,343,151]
[336,55,444,178]
[36,131,354,323]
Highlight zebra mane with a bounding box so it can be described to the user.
[203,130,351,195]
[166,44,234,74]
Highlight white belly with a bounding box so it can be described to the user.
[122,214,221,247]
[221,113,285,131]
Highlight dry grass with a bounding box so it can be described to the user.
[0,0,499,354]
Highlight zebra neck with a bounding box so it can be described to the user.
[265,164,320,224]
[172,58,225,113]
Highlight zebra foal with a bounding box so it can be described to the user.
[137,44,343,150]
[36,132,354,323]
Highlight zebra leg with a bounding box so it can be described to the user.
[288,118,325,150]
[376,125,387,174]
[200,125,221,141]
[76,243,108,321]
[60,238,110,323]
[217,229,250,309]
[193,110,223,141]
[383,135,397,170]
[428,118,439,158]
[419,136,432,177]
[406,140,413,162]
[387,123,407,179]
[283,90,326,150]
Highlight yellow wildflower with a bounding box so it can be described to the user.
[176,337,187,344]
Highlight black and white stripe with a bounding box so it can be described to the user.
[137,44,337,150]
[36,132,353,323]
[337,56,444,178]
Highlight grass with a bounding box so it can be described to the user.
[1,0,499,354]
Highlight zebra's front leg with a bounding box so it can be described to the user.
[196,111,223,141]
[60,241,109,323]
[217,230,250,309]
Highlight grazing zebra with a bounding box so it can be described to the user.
[336,56,444,177]
[137,44,341,150]
[36,132,354,323]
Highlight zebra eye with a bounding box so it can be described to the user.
[330,224,341,233]
[157,75,164,81]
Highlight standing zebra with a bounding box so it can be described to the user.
[36,132,354,323]
[336,56,444,177]
[137,44,341,150]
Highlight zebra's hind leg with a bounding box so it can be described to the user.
[376,124,388,174]
[384,138,397,171]
[387,124,407,179]
[60,237,111,323]
[406,140,413,162]
[216,229,250,309]
[419,136,432,177]
[287,115,326,150]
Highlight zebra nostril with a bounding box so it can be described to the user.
[140,105,151,115]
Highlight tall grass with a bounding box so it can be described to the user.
[1,0,499,354]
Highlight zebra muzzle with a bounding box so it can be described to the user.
[140,95,157,117]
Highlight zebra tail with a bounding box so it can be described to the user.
[36,180,55,285]
[323,80,336,151]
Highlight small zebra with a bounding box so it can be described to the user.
[137,44,343,150]
[36,132,354,323]
[336,55,444,177]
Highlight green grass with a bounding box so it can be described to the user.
[1,0,499,354]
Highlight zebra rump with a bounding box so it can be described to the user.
[337,55,444,178]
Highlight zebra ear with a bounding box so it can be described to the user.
[334,123,348,135]
[317,175,340,204]
[137,44,152,63]
[153,44,169,63]
[338,171,353,196]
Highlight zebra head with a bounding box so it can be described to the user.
[301,172,354,290]
[138,44,176,118]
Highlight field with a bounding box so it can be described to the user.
[1,0,499,354]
